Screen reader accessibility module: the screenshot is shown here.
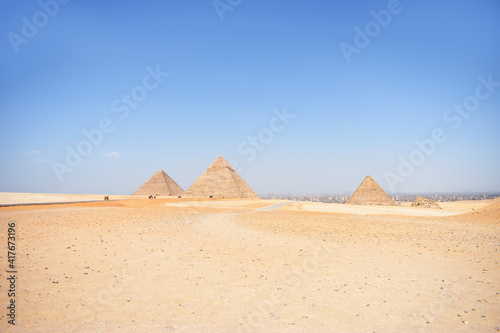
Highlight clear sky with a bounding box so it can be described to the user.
[1,0,499,195]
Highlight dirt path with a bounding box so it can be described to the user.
[255,202,293,212]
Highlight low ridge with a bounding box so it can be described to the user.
[411,196,441,209]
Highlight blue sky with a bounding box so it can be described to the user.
[1,0,499,195]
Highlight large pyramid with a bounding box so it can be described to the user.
[133,170,185,196]
[185,156,259,198]
[346,175,396,206]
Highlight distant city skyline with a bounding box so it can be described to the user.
[1,1,499,195]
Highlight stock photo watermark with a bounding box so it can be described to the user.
[6,221,18,325]
[237,242,336,331]
[51,64,169,182]
[339,0,410,64]
[229,107,296,174]
[213,0,243,21]
[7,0,71,54]
[385,74,499,191]
[67,267,135,331]
[408,285,463,329]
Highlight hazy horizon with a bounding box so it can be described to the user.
[1,1,499,195]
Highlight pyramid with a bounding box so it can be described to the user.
[346,175,396,206]
[133,170,185,196]
[185,156,259,198]
[411,196,441,209]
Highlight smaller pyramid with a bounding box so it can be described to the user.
[185,156,259,198]
[346,175,396,206]
[133,170,185,196]
[411,196,441,209]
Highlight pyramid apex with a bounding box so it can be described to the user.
[153,169,168,177]
[209,156,232,169]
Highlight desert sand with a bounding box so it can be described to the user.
[0,194,498,332]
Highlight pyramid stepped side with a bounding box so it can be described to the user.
[346,175,396,206]
[185,156,259,198]
[133,170,185,196]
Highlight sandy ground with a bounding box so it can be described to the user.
[0,196,498,332]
